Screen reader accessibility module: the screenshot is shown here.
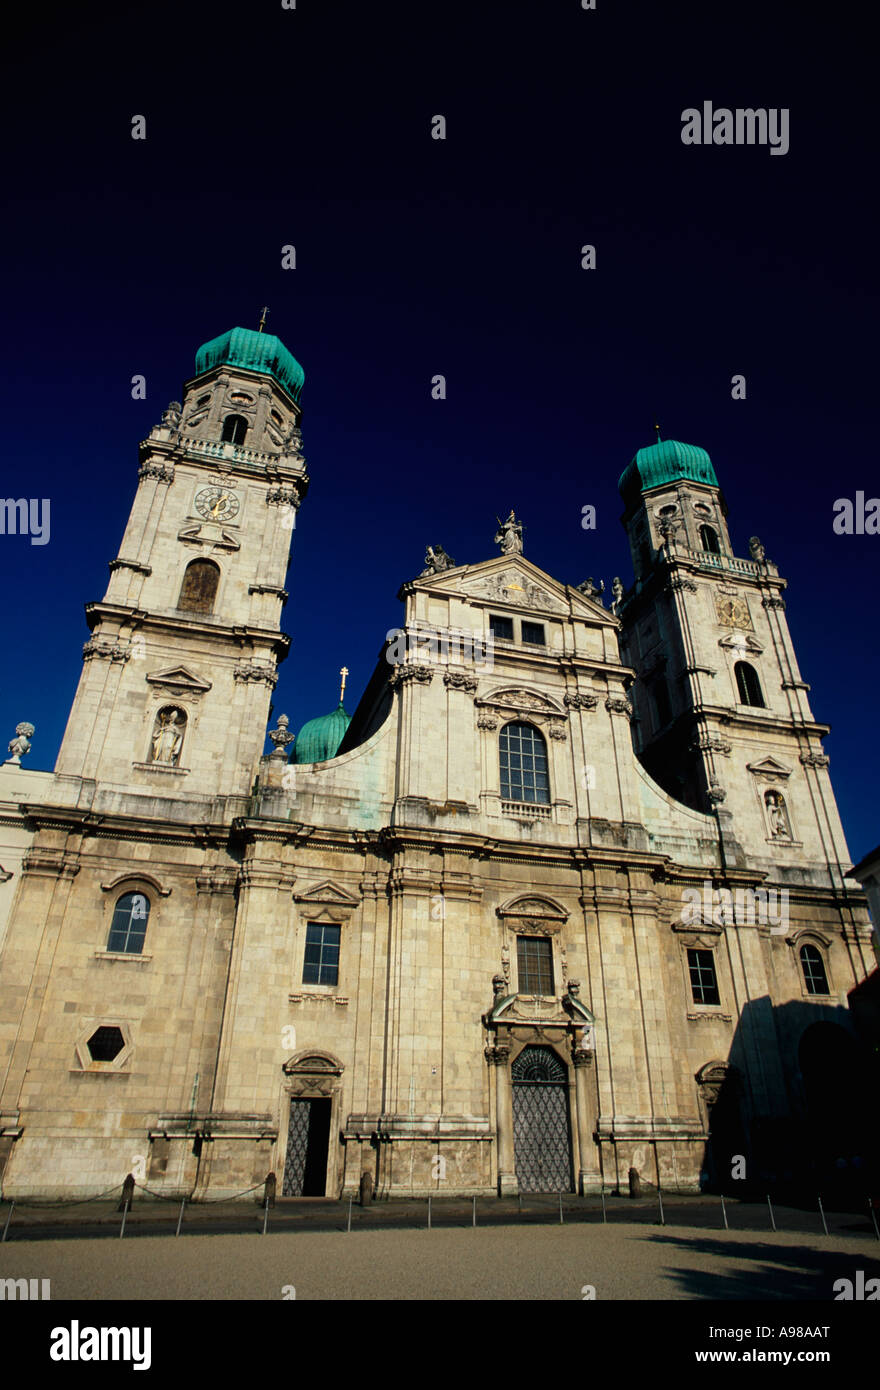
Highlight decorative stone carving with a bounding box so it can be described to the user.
[162,401,182,427]
[420,544,456,575]
[493,510,523,555]
[564,692,598,711]
[443,672,478,692]
[82,638,130,663]
[266,486,300,508]
[482,688,560,713]
[748,536,767,563]
[659,516,680,546]
[762,595,786,610]
[690,732,732,756]
[477,713,498,730]
[547,723,567,740]
[233,662,278,687]
[138,459,175,483]
[800,751,830,768]
[665,576,698,594]
[389,664,434,687]
[268,713,296,759]
[706,780,726,806]
[484,1042,511,1066]
[469,569,560,611]
[605,697,633,718]
[6,722,34,764]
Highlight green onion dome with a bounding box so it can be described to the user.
[292,702,351,764]
[194,327,305,403]
[618,437,718,505]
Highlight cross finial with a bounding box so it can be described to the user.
[339,666,349,702]
[654,421,662,443]
[258,306,270,333]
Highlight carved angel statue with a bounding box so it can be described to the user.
[161,401,182,428]
[494,510,523,555]
[611,576,624,613]
[6,721,34,764]
[765,790,791,838]
[420,544,456,576]
[283,422,305,457]
[151,709,184,766]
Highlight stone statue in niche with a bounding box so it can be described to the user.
[765,789,791,838]
[150,708,185,766]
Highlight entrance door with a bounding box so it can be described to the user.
[512,1045,573,1192]
[283,1097,331,1196]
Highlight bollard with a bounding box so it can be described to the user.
[347,1196,353,1233]
[1,1201,14,1242]
[720,1192,728,1230]
[818,1195,828,1236]
[628,1167,641,1199]
[472,1195,476,1228]
[359,1171,372,1207]
[118,1173,135,1213]
[657,1187,665,1226]
[766,1193,776,1232]
[263,1172,276,1210]
[175,1197,187,1237]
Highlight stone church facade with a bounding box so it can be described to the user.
[0,327,874,1201]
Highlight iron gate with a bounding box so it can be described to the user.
[511,1045,573,1192]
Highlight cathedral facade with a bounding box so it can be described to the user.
[0,327,874,1201]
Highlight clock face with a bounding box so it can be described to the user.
[194,486,241,522]
[716,596,752,629]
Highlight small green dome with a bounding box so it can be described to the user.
[618,437,718,503]
[293,703,351,764]
[194,327,305,402]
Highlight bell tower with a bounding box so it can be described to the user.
[615,434,854,890]
[54,324,309,803]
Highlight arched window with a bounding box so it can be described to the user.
[699,524,720,553]
[178,559,220,614]
[221,413,248,444]
[765,789,792,839]
[734,661,764,707]
[107,891,150,954]
[799,944,829,996]
[149,706,187,767]
[500,721,550,804]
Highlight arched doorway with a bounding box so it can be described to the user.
[512,1045,573,1192]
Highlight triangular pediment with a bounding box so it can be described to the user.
[408,555,583,617]
[293,880,360,907]
[746,756,792,779]
[145,665,212,694]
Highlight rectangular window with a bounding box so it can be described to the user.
[517,935,554,995]
[489,614,514,641]
[303,922,341,986]
[521,621,546,645]
[687,948,720,1006]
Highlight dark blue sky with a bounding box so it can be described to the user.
[2,0,877,859]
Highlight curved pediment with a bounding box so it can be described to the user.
[497,893,569,921]
[478,687,565,716]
